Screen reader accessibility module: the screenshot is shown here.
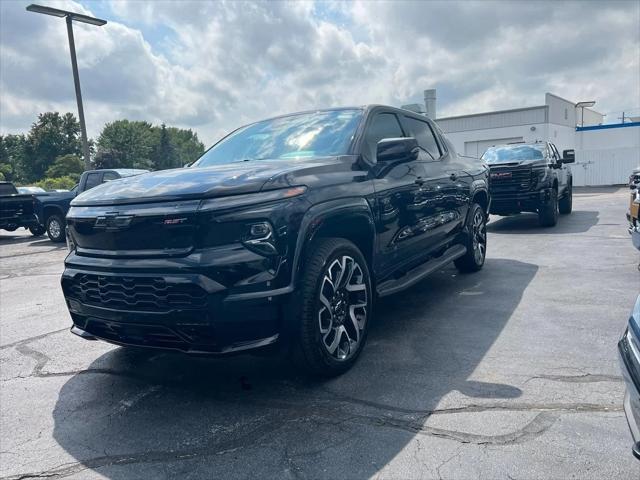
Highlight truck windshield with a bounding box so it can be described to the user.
[482,144,546,164]
[193,109,363,167]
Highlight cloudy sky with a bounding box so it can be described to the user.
[1,0,639,144]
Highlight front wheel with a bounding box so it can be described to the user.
[538,188,558,227]
[455,203,487,273]
[559,183,572,214]
[46,214,65,242]
[292,238,372,377]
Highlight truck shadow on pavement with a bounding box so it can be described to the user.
[50,258,537,479]
[487,210,599,235]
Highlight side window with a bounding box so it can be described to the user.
[363,113,404,162]
[102,171,119,182]
[84,173,102,190]
[403,116,441,160]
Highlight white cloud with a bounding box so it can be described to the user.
[1,0,638,145]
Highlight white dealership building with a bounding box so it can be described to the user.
[405,90,640,186]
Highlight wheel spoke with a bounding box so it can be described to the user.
[325,326,344,354]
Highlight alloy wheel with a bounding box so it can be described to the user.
[317,255,368,361]
[49,218,61,239]
[472,209,486,265]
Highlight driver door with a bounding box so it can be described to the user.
[366,111,430,277]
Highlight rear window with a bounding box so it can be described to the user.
[84,173,103,190]
[0,183,18,195]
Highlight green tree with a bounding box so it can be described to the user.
[94,120,155,170]
[151,123,178,170]
[167,127,205,166]
[0,134,28,182]
[45,154,84,181]
[22,112,82,181]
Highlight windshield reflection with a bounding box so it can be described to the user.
[482,144,546,164]
[193,109,363,167]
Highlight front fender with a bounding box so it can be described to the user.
[291,197,375,285]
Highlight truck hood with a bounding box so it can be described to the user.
[487,158,548,167]
[72,156,360,206]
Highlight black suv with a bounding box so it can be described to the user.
[61,106,490,376]
[482,142,574,227]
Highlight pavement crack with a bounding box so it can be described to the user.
[14,343,50,377]
[526,373,623,383]
[0,329,68,351]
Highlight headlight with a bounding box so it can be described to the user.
[242,221,278,256]
[198,186,307,212]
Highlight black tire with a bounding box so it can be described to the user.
[291,238,372,377]
[455,203,487,273]
[559,182,572,214]
[29,224,45,236]
[4,224,18,232]
[538,188,558,227]
[46,214,65,242]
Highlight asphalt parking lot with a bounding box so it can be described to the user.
[1,187,638,479]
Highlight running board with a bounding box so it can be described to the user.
[376,244,467,297]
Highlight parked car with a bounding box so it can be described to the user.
[61,106,490,376]
[618,188,640,459]
[0,181,42,235]
[482,142,574,227]
[17,186,47,194]
[34,168,148,242]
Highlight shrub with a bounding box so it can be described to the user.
[33,176,77,191]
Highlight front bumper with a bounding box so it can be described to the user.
[489,188,553,215]
[618,295,640,459]
[61,245,293,354]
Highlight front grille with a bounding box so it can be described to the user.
[490,166,533,198]
[66,274,207,312]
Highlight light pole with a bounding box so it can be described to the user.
[575,100,596,128]
[26,4,106,171]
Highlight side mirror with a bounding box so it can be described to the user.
[376,137,419,163]
[562,149,575,164]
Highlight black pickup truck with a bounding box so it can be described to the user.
[34,169,148,242]
[61,106,490,376]
[482,142,574,227]
[0,181,41,234]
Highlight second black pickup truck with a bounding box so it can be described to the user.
[34,169,148,242]
[482,142,574,227]
[0,181,41,234]
[62,105,490,376]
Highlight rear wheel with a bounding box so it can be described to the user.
[29,224,45,236]
[559,182,572,214]
[46,214,65,242]
[455,203,487,273]
[538,188,558,227]
[292,238,372,377]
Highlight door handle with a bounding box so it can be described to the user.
[415,177,425,186]
[449,173,458,181]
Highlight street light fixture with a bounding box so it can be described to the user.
[26,4,107,171]
[575,100,596,128]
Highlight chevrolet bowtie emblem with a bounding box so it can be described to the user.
[94,213,134,230]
